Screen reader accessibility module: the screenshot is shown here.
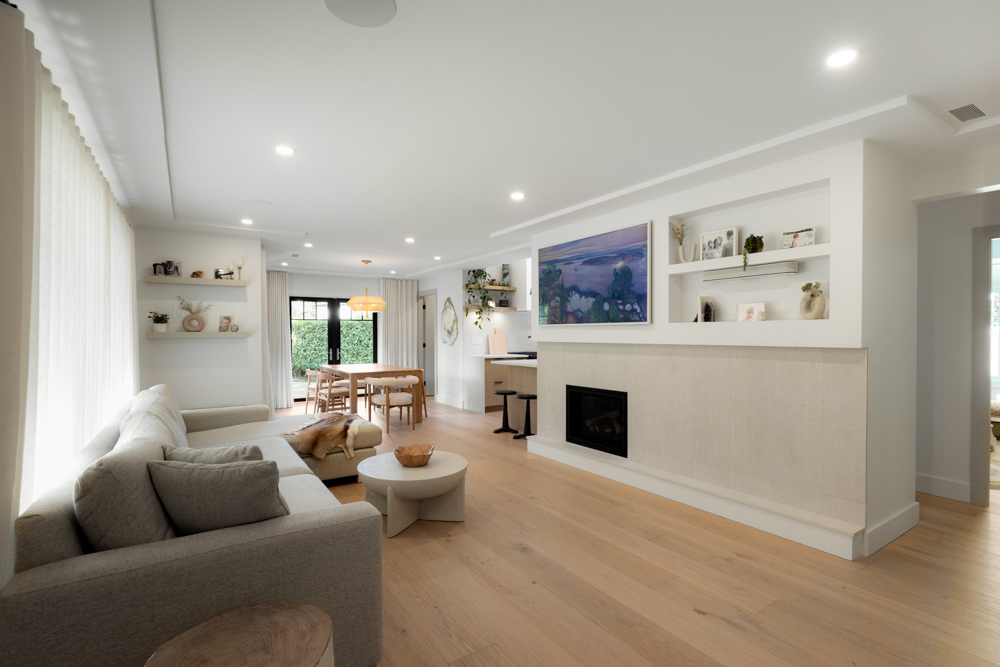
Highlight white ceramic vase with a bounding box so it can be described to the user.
[799,293,827,320]
[678,244,697,263]
[153,322,168,333]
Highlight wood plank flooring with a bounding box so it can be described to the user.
[283,399,1000,667]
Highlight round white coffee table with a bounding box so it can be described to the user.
[357,451,467,537]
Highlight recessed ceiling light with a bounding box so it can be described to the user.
[434,256,441,260]
[281,262,288,266]
[275,145,296,156]
[405,238,415,243]
[390,270,396,274]
[510,192,525,201]
[304,242,313,248]
[241,218,253,225]
[826,49,858,68]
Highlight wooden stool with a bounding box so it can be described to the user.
[145,601,333,666]
[493,389,518,434]
[513,394,536,440]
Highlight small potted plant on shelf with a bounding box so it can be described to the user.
[743,234,764,270]
[465,268,495,329]
[670,221,696,263]
[148,311,169,333]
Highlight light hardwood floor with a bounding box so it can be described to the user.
[282,399,1000,667]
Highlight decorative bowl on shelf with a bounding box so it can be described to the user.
[394,444,434,467]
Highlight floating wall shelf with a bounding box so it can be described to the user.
[703,261,799,282]
[146,331,251,339]
[144,275,249,287]
[666,243,831,276]
[464,284,516,291]
[463,306,519,313]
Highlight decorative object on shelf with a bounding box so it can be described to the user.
[441,297,459,346]
[695,296,715,322]
[669,220,696,263]
[501,263,511,286]
[466,268,495,329]
[153,261,182,276]
[237,257,243,281]
[219,315,233,332]
[800,281,826,320]
[700,227,737,260]
[190,270,204,278]
[148,311,170,333]
[177,296,212,332]
[394,443,434,468]
[743,234,764,270]
[782,228,815,249]
[229,323,239,332]
[498,298,509,308]
[347,260,387,315]
[754,310,768,321]
[737,302,765,321]
[538,221,649,325]
[214,268,234,280]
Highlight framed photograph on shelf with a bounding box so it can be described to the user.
[700,228,737,260]
[782,228,815,249]
[737,302,765,321]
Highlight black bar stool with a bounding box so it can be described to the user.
[493,390,519,434]
[513,394,536,440]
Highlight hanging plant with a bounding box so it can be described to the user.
[743,235,764,270]
[465,268,495,329]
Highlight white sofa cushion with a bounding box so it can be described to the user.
[188,436,312,478]
[163,443,262,464]
[122,385,188,447]
[278,474,341,514]
[115,411,175,451]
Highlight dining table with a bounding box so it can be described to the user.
[319,363,426,424]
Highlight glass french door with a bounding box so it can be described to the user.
[290,297,377,400]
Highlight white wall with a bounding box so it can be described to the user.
[417,268,466,408]
[916,190,1000,502]
[286,272,382,301]
[136,228,264,409]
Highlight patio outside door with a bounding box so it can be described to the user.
[290,297,377,400]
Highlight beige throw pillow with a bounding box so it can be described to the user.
[147,460,289,535]
[162,443,262,464]
[74,441,176,551]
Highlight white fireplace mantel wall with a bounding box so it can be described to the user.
[529,140,918,560]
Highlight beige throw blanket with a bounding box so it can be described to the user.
[285,413,366,460]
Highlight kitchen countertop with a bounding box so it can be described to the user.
[469,354,531,359]
[492,359,537,369]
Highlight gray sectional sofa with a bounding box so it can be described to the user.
[0,386,384,667]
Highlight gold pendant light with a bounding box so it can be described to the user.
[347,260,387,315]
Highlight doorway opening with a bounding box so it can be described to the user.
[418,292,436,396]
[290,297,377,401]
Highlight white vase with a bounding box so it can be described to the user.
[678,244,697,263]
[153,322,168,333]
[800,293,826,320]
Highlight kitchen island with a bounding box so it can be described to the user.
[491,358,537,433]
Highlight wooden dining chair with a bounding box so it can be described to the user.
[403,375,429,419]
[366,378,414,433]
[315,373,349,413]
[304,369,322,413]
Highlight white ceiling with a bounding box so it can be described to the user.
[22,0,1000,277]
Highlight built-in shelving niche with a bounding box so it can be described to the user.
[667,180,831,325]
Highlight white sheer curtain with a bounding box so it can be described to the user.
[14,24,137,511]
[378,278,419,367]
[267,271,293,409]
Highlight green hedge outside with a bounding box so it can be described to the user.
[291,319,374,377]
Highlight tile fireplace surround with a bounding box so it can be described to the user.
[532,341,868,557]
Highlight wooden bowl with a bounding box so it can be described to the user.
[394,444,434,467]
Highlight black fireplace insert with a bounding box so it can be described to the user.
[565,385,627,457]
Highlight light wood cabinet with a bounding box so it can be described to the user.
[484,360,507,409]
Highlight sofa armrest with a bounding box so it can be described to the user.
[0,503,383,667]
[181,405,271,432]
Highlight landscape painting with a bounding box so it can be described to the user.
[538,222,649,325]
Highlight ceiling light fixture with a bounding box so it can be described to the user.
[390,270,396,274]
[241,218,253,225]
[304,242,313,248]
[275,145,296,156]
[826,49,858,68]
[434,256,441,260]
[324,0,396,28]
[510,192,525,201]
[281,262,288,266]
[405,237,415,243]
[347,260,387,315]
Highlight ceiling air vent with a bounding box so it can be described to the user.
[291,253,300,258]
[949,104,986,122]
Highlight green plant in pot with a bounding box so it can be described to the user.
[148,311,170,333]
[466,268,495,329]
[743,234,764,270]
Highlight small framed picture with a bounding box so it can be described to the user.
[219,315,232,332]
[700,227,737,260]
[737,302,765,321]
[782,228,815,249]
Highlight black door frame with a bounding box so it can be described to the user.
[289,297,378,400]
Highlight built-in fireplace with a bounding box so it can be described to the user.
[565,385,628,458]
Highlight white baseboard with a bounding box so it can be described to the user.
[862,502,919,556]
[915,473,970,502]
[528,436,864,560]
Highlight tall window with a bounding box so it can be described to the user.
[290,298,376,400]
